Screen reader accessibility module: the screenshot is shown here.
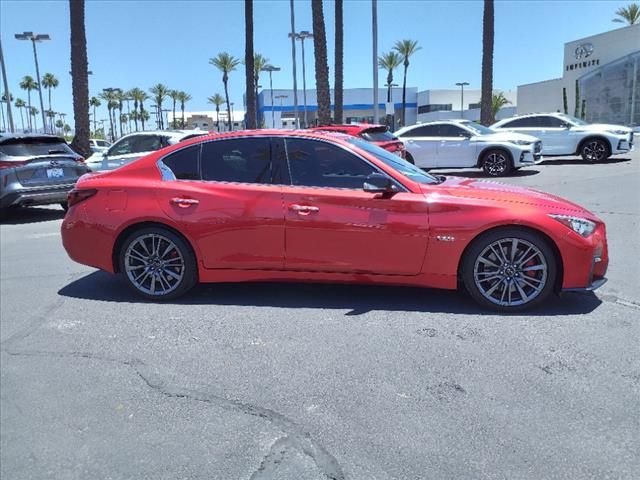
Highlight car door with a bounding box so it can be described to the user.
[434,124,476,168]
[279,137,429,275]
[534,116,578,155]
[155,137,286,270]
[396,125,440,168]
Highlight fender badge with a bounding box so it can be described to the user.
[436,235,455,242]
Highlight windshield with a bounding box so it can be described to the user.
[345,137,440,185]
[460,122,495,135]
[0,137,75,158]
[558,114,588,126]
[360,128,397,142]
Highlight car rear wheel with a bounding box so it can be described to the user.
[119,226,197,300]
[462,228,557,311]
[580,138,609,162]
[481,149,512,177]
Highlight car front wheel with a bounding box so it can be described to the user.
[580,138,609,162]
[481,149,512,177]
[119,226,198,300]
[462,228,557,311]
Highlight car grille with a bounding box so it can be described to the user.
[534,141,542,153]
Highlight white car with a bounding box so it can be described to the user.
[491,113,634,162]
[395,120,542,177]
[86,130,207,172]
[89,138,110,154]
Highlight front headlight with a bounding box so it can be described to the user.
[549,214,596,237]
[607,129,629,135]
[509,139,532,146]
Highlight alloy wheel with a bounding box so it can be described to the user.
[473,237,548,307]
[124,233,185,296]
[483,152,508,176]
[582,140,607,162]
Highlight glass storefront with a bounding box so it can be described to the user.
[578,51,640,127]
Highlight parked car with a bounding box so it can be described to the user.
[0,133,89,214]
[62,130,608,311]
[85,130,207,172]
[310,124,407,159]
[89,138,111,154]
[395,120,542,177]
[491,113,634,161]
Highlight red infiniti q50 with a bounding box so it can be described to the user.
[61,130,608,311]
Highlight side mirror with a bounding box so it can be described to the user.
[363,173,396,195]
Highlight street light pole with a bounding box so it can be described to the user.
[0,38,15,132]
[15,32,50,133]
[261,65,280,128]
[455,82,469,118]
[288,0,300,129]
[290,31,313,128]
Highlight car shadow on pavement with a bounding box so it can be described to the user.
[540,157,631,166]
[58,270,603,316]
[0,206,65,225]
[434,169,540,179]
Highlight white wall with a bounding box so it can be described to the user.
[417,106,517,123]
[517,78,563,115]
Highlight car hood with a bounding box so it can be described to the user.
[422,176,599,219]
[572,123,632,133]
[472,131,540,143]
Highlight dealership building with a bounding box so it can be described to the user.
[517,24,639,127]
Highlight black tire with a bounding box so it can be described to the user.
[118,226,198,301]
[481,149,513,177]
[461,228,557,312]
[405,152,415,165]
[60,202,69,212]
[580,138,610,162]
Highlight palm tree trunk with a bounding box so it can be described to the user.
[19,108,25,131]
[224,79,232,130]
[401,62,408,127]
[181,103,185,128]
[480,0,494,126]
[216,106,220,131]
[172,99,176,129]
[47,87,52,133]
[245,0,257,129]
[311,0,331,125]
[69,0,91,156]
[334,0,343,123]
[27,91,32,130]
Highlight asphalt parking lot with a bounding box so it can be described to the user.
[1,151,639,479]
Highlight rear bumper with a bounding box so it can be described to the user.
[0,184,75,208]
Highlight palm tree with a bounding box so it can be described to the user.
[69,0,91,155]
[247,53,271,128]
[115,90,126,136]
[55,119,64,136]
[15,98,26,132]
[393,39,421,127]
[99,90,117,140]
[210,52,241,130]
[491,92,511,118]
[46,110,56,133]
[613,3,640,24]
[207,94,225,131]
[378,51,402,126]
[89,96,101,134]
[244,0,256,129]
[41,73,59,133]
[30,107,39,131]
[311,0,331,125]
[168,89,180,128]
[120,113,128,135]
[334,0,344,124]
[177,91,191,128]
[140,109,150,130]
[149,84,169,129]
[19,75,38,130]
[128,88,147,131]
[480,0,495,126]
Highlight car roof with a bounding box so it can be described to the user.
[311,124,387,134]
[493,112,564,124]
[0,132,67,144]
[115,130,208,140]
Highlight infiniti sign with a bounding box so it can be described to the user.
[575,43,594,59]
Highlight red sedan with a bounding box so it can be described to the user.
[310,124,407,160]
[61,130,608,311]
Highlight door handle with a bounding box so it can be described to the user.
[170,197,199,208]
[289,204,319,215]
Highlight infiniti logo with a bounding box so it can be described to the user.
[575,43,594,59]
[49,160,60,167]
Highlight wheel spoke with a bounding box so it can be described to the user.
[520,264,545,272]
[514,280,530,302]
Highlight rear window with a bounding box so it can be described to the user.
[0,137,75,157]
[360,128,396,142]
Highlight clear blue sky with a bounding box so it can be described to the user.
[0,0,628,124]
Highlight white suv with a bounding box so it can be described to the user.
[491,113,633,162]
[395,120,542,177]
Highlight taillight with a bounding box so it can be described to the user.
[0,160,29,169]
[75,156,85,163]
[67,188,97,207]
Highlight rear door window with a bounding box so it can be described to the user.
[437,124,468,137]
[398,125,440,137]
[201,137,272,184]
[501,117,540,128]
[161,145,200,180]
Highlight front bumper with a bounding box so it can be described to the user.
[563,277,607,292]
[514,150,544,167]
[0,183,75,208]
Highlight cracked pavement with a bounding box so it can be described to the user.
[1,151,639,479]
